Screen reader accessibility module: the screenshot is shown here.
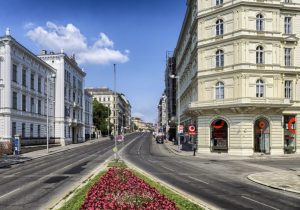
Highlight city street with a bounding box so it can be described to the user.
[0,133,141,210]
[121,132,300,210]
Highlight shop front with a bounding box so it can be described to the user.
[254,117,270,154]
[284,115,296,154]
[211,119,228,152]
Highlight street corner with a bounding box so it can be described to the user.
[247,171,300,194]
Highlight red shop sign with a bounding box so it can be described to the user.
[288,117,296,134]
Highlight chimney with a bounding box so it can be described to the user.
[41,50,47,55]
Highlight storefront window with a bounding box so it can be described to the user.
[211,119,228,152]
[284,115,296,153]
[254,118,270,154]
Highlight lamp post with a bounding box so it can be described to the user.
[169,74,180,150]
[107,104,110,137]
[113,64,118,159]
[47,73,56,153]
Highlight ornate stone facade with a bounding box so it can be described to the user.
[175,0,300,155]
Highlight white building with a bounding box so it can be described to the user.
[39,51,86,145]
[0,30,56,154]
[84,89,93,139]
[174,0,300,155]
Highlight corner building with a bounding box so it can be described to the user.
[176,0,300,155]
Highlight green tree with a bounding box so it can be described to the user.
[93,99,112,135]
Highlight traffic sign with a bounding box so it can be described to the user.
[188,125,196,135]
[178,125,184,134]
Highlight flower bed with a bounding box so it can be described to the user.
[81,167,178,209]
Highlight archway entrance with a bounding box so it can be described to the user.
[254,118,270,154]
[211,119,228,152]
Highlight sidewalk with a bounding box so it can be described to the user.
[164,140,300,194]
[0,137,108,168]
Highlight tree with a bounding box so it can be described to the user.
[93,99,112,135]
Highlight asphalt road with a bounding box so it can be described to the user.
[0,132,141,210]
[121,132,300,210]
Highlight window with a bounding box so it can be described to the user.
[216,0,223,5]
[216,19,224,36]
[30,97,35,113]
[37,125,40,137]
[285,0,292,3]
[38,76,42,93]
[216,82,224,99]
[22,123,26,138]
[12,122,17,137]
[256,14,264,31]
[12,64,17,82]
[284,17,292,34]
[22,68,26,87]
[256,46,264,64]
[30,73,34,90]
[12,92,18,109]
[30,124,33,137]
[216,50,224,67]
[22,95,26,111]
[38,100,41,114]
[285,48,292,66]
[256,79,264,97]
[285,80,292,99]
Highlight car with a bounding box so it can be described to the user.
[156,135,164,144]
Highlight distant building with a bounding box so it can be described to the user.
[165,52,176,123]
[157,94,167,131]
[84,89,93,139]
[86,87,131,134]
[39,51,86,145]
[0,31,56,154]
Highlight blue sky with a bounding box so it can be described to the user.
[0,0,186,123]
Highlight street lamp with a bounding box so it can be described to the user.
[113,64,118,159]
[47,73,56,153]
[169,74,181,151]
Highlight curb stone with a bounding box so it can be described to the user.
[247,172,300,194]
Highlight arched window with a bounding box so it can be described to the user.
[256,14,264,31]
[256,79,264,97]
[256,46,264,64]
[216,19,224,36]
[216,0,224,6]
[216,49,224,67]
[216,81,224,99]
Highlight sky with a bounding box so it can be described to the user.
[0,0,186,123]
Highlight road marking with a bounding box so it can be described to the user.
[241,196,280,210]
[188,176,209,185]
[0,187,21,200]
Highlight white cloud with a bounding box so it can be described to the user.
[26,21,129,65]
[24,22,36,30]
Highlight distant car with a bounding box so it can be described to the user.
[156,135,164,144]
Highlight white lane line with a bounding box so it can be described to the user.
[0,187,21,199]
[241,196,280,210]
[188,176,209,185]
